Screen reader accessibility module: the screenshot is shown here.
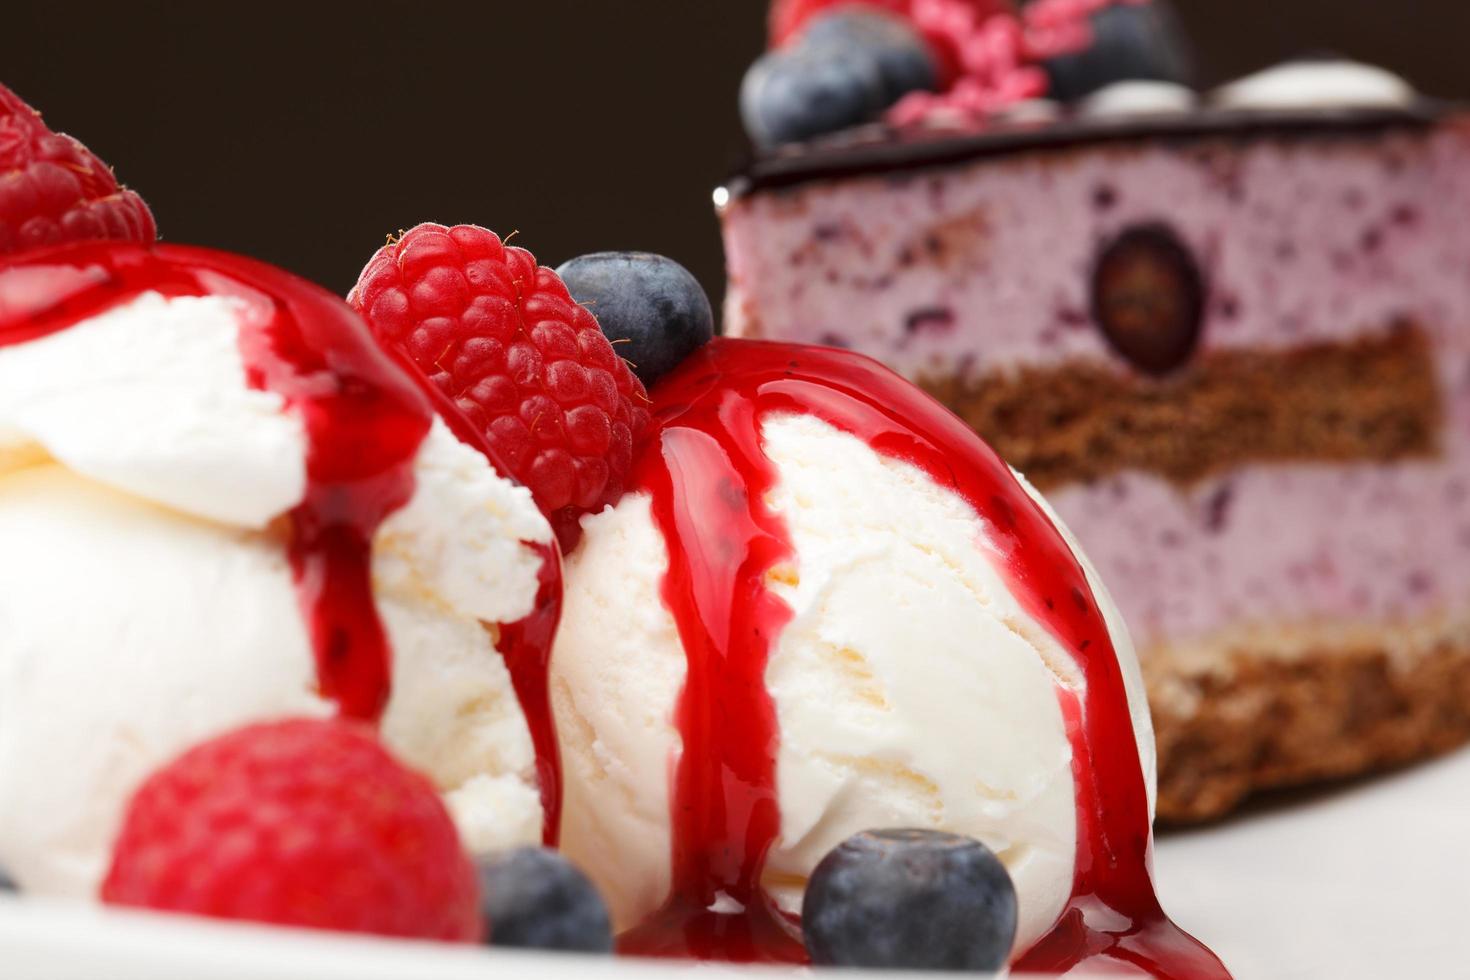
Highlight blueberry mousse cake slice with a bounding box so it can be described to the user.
[720,0,1470,820]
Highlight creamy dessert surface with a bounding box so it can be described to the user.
[553,412,1153,952]
[0,292,554,893]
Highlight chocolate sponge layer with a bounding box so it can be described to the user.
[1150,617,1470,823]
[920,325,1440,490]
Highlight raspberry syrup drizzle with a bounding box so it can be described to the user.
[617,364,803,963]
[0,243,562,839]
[622,337,1228,976]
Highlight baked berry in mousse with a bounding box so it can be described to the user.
[722,0,1470,821]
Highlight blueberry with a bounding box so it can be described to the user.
[1091,222,1204,376]
[0,867,15,893]
[555,251,714,388]
[801,10,938,106]
[1043,1,1194,103]
[802,829,1017,971]
[478,847,612,953]
[741,43,888,148]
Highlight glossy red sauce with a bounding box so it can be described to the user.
[407,366,566,845]
[0,242,562,840]
[617,380,803,963]
[495,541,564,843]
[620,337,1228,976]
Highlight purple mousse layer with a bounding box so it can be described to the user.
[722,117,1470,379]
[1049,444,1470,652]
[720,114,1470,647]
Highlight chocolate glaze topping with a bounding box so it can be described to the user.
[722,100,1454,199]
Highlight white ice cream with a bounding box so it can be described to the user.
[552,412,1153,956]
[0,292,553,896]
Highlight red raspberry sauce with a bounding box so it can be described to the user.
[618,337,1228,976]
[0,242,563,843]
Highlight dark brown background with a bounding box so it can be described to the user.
[3,1,1466,305]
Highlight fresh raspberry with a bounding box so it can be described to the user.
[769,0,1138,126]
[0,84,155,257]
[769,0,909,47]
[770,0,1013,89]
[349,223,651,547]
[101,719,481,942]
[887,4,1048,124]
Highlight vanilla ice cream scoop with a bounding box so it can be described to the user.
[552,338,1224,975]
[0,244,558,896]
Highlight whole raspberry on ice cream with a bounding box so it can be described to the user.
[0,84,155,256]
[350,223,651,548]
[102,718,482,942]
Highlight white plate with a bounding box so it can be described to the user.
[0,899,794,980]
[1153,746,1470,978]
[5,748,1467,979]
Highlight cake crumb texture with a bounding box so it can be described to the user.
[922,324,1439,489]
[1151,616,1470,822]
